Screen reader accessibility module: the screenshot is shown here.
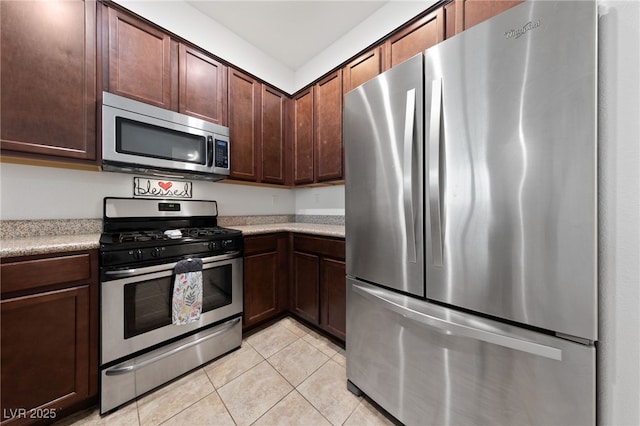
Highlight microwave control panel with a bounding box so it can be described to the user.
[214,139,229,168]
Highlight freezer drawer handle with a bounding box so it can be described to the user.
[428,79,444,267]
[104,317,241,376]
[352,283,562,361]
[403,88,417,264]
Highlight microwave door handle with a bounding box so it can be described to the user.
[207,137,214,167]
[149,170,186,180]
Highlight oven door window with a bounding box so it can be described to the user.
[116,117,206,165]
[123,264,232,339]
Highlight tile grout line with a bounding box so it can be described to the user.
[259,335,336,426]
[215,327,296,425]
[202,366,238,426]
[246,321,338,426]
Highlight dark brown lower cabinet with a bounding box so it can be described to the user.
[320,257,346,341]
[291,234,346,341]
[243,233,288,329]
[243,232,346,341]
[291,251,320,324]
[0,250,98,426]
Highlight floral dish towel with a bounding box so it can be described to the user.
[172,258,203,325]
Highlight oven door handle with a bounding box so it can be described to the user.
[103,251,241,278]
[104,317,241,376]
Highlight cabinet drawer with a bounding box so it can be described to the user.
[244,234,281,256]
[1,253,93,295]
[293,234,345,259]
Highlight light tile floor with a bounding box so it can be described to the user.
[57,317,395,426]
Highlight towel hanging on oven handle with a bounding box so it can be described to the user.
[172,258,203,325]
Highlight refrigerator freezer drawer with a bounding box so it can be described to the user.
[346,279,595,426]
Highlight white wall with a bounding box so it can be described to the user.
[294,1,435,91]
[294,185,345,216]
[0,163,294,219]
[114,0,295,93]
[597,1,640,425]
[115,0,434,94]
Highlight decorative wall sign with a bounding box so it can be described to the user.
[133,177,193,198]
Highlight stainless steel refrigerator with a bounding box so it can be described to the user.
[344,2,597,425]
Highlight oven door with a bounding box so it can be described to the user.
[101,254,242,365]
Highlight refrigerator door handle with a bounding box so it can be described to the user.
[403,88,417,264]
[352,282,563,361]
[428,79,444,266]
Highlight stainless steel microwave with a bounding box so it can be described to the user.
[102,92,230,181]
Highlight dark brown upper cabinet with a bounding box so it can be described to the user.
[342,47,384,94]
[179,44,228,126]
[462,0,523,30]
[228,68,261,182]
[383,8,445,69]
[0,0,97,164]
[314,70,343,183]
[293,88,314,185]
[106,7,177,110]
[261,86,291,185]
[443,0,524,38]
[444,0,462,39]
[293,70,343,185]
[228,70,290,185]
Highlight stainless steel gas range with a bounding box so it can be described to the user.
[99,197,243,414]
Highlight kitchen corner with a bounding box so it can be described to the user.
[1,0,638,423]
[0,209,347,418]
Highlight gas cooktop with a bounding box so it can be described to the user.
[100,197,243,267]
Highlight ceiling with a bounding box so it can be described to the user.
[186,1,389,70]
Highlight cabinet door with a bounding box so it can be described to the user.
[463,0,523,30]
[320,258,346,341]
[343,47,384,94]
[261,86,289,185]
[107,8,175,109]
[179,44,228,125]
[444,0,463,39]
[384,8,444,69]
[1,286,90,420]
[228,69,261,181]
[0,0,96,162]
[244,252,279,327]
[243,234,289,329]
[314,70,343,182]
[292,251,320,324]
[293,88,314,185]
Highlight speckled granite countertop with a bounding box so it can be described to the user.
[0,234,102,258]
[230,223,345,239]
[0,222,344,259]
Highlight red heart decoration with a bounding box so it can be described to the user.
[158,181,172,190]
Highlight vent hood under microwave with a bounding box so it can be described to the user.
[102,92,231,182]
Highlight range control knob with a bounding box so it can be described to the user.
[208,241,220,251]
[151,248,161,258]
[132,249,143,260]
